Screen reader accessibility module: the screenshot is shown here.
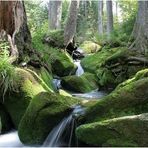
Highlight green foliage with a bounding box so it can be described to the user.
[24,0,48,34]
[32,22,49,52]
[0,42,17,101]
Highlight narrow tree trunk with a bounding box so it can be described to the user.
[115,1,118,23]
[48,0,62,30]
[106,0,113,36]
[129,1,148,54]
[98,0,103,35]
[64,0,80,47]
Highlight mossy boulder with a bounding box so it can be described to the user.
[51,51,76,77]
[18,92,79,145]
[82,69,148,123]
[81,47,147,87]
[81,47,124,73]
[61,73,99,93]
[2,68,53,128]
[43,29,64,48]
[79,41,101,54]
[76,113,148,146]
[0,104,13,133]
[43,47,76,77]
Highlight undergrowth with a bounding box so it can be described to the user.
[0,40,18,102]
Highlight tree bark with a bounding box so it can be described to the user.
[48,0,62,30]
[106,0,113,36]
[129,1,148,54]
[64,0,80,47]
[98,0,103,35]
[0,0,32,62]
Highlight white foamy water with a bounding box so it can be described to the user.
[72,89,107,99]
[74,60,84,76]
[0,131,24,147]
[43,105,85,147]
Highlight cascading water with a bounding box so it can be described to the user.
[74,60,84,76]
[52,78,61,90]
[43,105,85,147]
[72,89,108,100]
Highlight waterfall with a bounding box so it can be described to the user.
[52,79,61,90]
[74,60,84,76]
[43,105,85,147]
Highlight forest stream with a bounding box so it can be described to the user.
[0,54,108,147]
[1,0,148,147]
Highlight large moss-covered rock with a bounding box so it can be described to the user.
[76,113,148,146]
[61,73,99,93]
[18,92,79,145]
[79,41,101,54]
[43,47,76,77]
[51,51,76,77]
[82,69,148,123]
[81,47,147,87]
[81,47,123,73]
[2,68,53,128]
[0,104,13,133]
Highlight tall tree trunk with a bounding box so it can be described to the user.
[0,0,31,62]
[98,0,103,35]
[106,0,113,36]
[64,0,80,47]
[129,1,148,54]
[115,1,118,23]
[48,0,62,30]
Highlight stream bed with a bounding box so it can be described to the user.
[0,56,109,147]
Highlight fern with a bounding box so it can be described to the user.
[0,41,17,102]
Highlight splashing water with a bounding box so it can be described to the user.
[0,131,24,147]
[43,105,85,147]
[53,79,61,90]
[74,60,84,76]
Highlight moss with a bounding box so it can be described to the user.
[59,89,72,97]
[79,41,101,54]
[44,29,64,48]
[18,92,79,145]
[2,68,49,128]
[81,47,124,73]
[76,113,148,146]
[61,72,99,93]
[42,46,76,77]
[35,67,55,91]
[83,69,148,123]
[81,47,147,88]
[0,104,13,133]
[96,68,115,87]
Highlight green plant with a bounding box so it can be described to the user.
[0,41,18,102]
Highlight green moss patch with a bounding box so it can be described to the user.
[76,113,148,146]
[18,92,79,145]
[61,73,99,93]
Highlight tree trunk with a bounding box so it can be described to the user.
[48,0,62,30]
[129,1,148,54]
[106,0,113,36]
[64,0,80,47]
[0,0,32,62]
[115,1,118,23]
[98,0,103,35]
